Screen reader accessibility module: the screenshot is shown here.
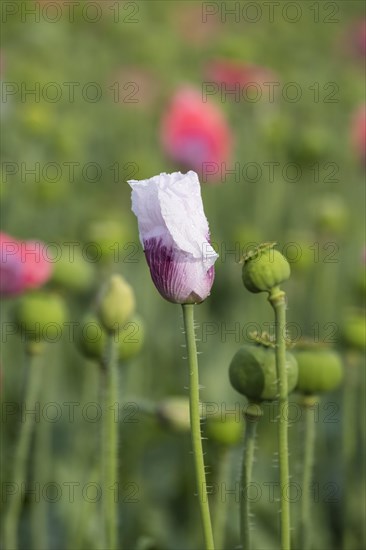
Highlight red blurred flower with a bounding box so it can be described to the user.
[160,87,233,181]
[351,105,366,164]
[206,59,278,91]
[0,233,53,298]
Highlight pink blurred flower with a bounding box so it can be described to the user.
[0,233,53,297]
[0,233,24,296]
[160,87,233,181]
[343,18,366,59]
[351,105,366,164]
[206,59,278,90]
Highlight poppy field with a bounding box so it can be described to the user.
[1,2,365,550]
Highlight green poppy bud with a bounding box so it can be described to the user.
[117,315,145,361]
[77,313,106,361]
[156,396,190,432]
[51,245,95,293]
[313,195,348,235]
[289,127,330,165]
[242,243,291,294]
[342,313,366,350]
[97,275,135,333]
[85,219,133,262]
[294,349,343,394]
[77,312,144,363]
[206,416,243,446]
[284,233,314,274]
[15,292,67,342]
[229,344,298,401]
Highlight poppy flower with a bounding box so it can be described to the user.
[128,171,218,304]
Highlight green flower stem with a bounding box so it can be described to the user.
[31,406,50,550]
[4,349,44,550]
[182,304,215,550]
[299,397,316,550]
[241,413,260,550]
[102,333,119,550]
[269,288,291,550]
[342,352,360,550]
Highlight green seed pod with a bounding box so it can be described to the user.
[15,292,67,342]
[206,416,243,446]
[295,349,343,394]
[156,396,190,432]
[229,344,298,401]
[242,243,290,294]
[51,245,95,293]
[342,313,366,350]
[77,313,106,361]
[117,315,145,361]
[97,275,135,333]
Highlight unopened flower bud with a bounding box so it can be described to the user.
[313,195,348,235]
[77,313,105,362]
[118,315,145,361]
[342,312,366,350]
[206,416,243,446]
[97,275,135,333]
[51,245,95,293]
[294,348,343,394]
[15,292,67,342]
[85,219,133,262]
[242,243,291,294]
[229,343,298,401]
[157,396,190,432]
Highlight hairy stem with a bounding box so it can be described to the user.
[269,288,291,550]
[182,304,215,550]
[4,351,44,550]
[102,333,119,550]
[300,400,316,550]
[241,415,259,550]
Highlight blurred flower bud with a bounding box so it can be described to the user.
[156,396,190,432]
[50,245,95,293]
[313,195,348,235]
[32,180,69,204]
[77,312,144,364]
[118,315,145,361]
[342,312,366,350]
[294,348,343,394]
[97,275,135,333]
[284,234,314,274]
[242,243,291,294]
[85,219,133,263]
[77,313,105,362]
[229,344,298,401]
[231,224,261,252]
[288,127,330,165]
[206,416,243,446]
[15,292,67,342]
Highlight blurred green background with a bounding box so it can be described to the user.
[1,1,365,549]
